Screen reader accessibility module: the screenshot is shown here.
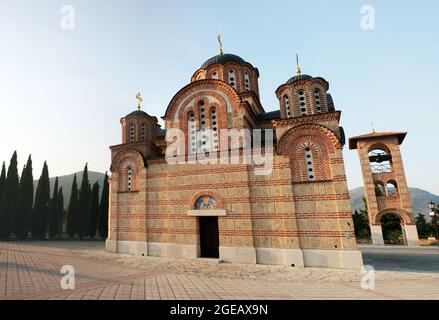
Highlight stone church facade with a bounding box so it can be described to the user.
[106,51,363,269]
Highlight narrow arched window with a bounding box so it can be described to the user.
[127,167,132,191]
[141,123,146,141]
[129,122,135,143]
[298,90,308,116]
[199,101,208,153]
[386,181,398,196]
[210,108,219,151]
[374,181,385,196]
[244,70,251,91]
[188,112,197,154]
[284,94,291,118]
[228,69,236,89]
[314,88,322,113]
[304,147,316,181]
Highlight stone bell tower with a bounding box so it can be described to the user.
[349,131,419,246]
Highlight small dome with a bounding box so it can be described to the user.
[126,110,149,117]
[326,93,335,111]
[285,74,313,85]
[200,53,247,69]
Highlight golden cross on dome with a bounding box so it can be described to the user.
[218,34,224,56]
[135,92,143,110]
[296,54,302,75]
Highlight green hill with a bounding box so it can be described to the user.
[33,171,106,209]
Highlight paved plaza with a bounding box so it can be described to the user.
[0,241,438,300]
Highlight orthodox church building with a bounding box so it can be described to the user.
[106,44,364,269]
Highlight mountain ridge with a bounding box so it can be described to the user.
[349,186,439,218]
[34,171,106,209]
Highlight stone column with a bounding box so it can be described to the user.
[404,225,420,246]
[370,225,384,245]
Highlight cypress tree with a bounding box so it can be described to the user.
[88,182,100,239]
[415,213,430,239]
[31,162,50,240]
[77,164,91,239]
[0,162,6,202]
[0,152,19,239]
[57,187,64,234]
[98,172,109,239]
[48,177,59,238]
[66,174,78,238]
[15,156,34,240]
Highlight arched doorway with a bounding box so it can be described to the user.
[199,216,219,258]
[380,213,405,245]
[193,194,221,258]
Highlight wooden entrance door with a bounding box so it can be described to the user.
[199,216,219,258]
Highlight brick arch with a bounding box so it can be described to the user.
[374,208,412,225]
[189,191,224,210]
[110,149,146,172]
[110,149,146,192]
[277,123,342,156]
[367,143,392,155]
[164,79,241,121]
[277,124,341,183]
[177,92,229,155]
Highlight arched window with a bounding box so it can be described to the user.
[188,112,197,154]
[211,70,219,80]
[298,90,308,116]
[228,69,236,89]
[187,100,223,154]
[314,88,322,113]
[368,148,393,173]
[374,181,385,196]
[127,167,132,191]
[304,146,316,181]
[141,123,146,141]
[386,181,398,196]
[129,122,135,143]
[210,108,219,151]
[284,94,291,118]
[244,70,251,91]
[290,141,332,183]
[199,101,208,153]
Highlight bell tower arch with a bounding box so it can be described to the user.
[349,131,419,246]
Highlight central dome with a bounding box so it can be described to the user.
[285,74,313,84]
[200,53,247,69]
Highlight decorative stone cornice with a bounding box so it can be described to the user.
[272,111,341,128]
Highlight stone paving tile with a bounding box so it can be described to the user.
[0,241,438,300]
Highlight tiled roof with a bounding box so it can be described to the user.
[200,53,247,69]
[256,110,281,121]
[349,132,407,149]
[285,74,313,84]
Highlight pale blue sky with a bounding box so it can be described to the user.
[0,0,438,194]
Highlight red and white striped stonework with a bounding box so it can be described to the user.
[106,53,364,269]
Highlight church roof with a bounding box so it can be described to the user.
[200,53,248,69]
[127,110,149,117]
[256,110,281,121]
[285,74,313,84]
[349,132,407,149]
